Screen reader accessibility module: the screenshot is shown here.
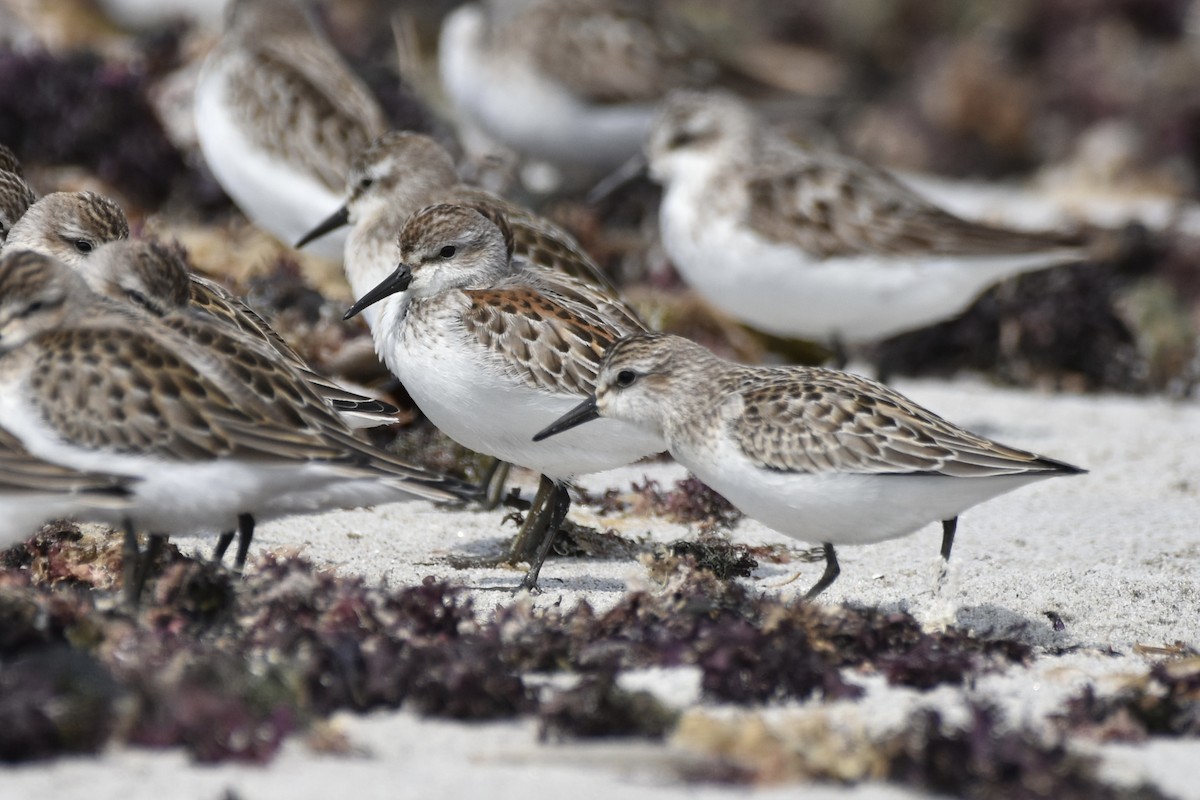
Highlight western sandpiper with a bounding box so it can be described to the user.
[4,191,398,428]
[80,237,409,564]
[0,250,471,602]
[642,90,1085,353]
[439,0,718,176]
[534,332,1085,599]
[344,204,664,589]
[297,131,622,329]
[195,0,386,259]
[297,131,639,507]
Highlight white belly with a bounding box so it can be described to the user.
[677,434,1055,546]
[0,493,107,548]
[379,308,664,479]
[661,186,1079,343]
[438,5,652,169]
[0,390,399,536]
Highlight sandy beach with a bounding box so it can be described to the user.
[5,375,1197,799]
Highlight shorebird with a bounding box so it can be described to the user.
[0,250,473,602]
[438,0,726,180]
[640,90,1085,357]
[195,0,387,259]
[297,131,641,507]
[4,191,399,429]
[535,332,1085,599]
[344,204,664,589]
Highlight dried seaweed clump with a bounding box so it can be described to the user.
[1057,657,1200,740]
[0,646,121,763]
[539,668,678,740]
[497,552,1029,705]
[668,532,758,579]
[872,262,1146,391]
[886,706,1168,800]
[676,704,1168,798]
[0,51,190,207]
[235,557,529,721]
[578,476,743,533]
[0,543,1031,766]
[0,551,529,764]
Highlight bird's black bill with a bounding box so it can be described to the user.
[532,396,600,442]
[295,204,350,249]
[343,263,413,319]
[586,153,648,206]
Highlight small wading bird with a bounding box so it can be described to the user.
[195,0,387,259]
[343,204,664,590]
[534,332,1085,599]
[0,250,474,604]
[596,90,1087,369]
[295,130,643,509]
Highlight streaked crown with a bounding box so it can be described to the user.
[347,132,458,205]
[398,204,515,292]
[4,191,130,267]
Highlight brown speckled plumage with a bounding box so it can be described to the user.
[0,143,23,177]
[744,156,1081,260]
[219,0,385,192]
[391,203,644,398]
[493,0,715,104]
[462,286,625,396]
[0,170,36,244]
[340,132,622,297]
[79,239,394,421]
[652,91,1082,261]
[0,253,453,493]
[598,333,1081,479]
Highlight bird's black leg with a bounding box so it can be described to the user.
[940,517,958,561]
[213,531,234,564]
[129,532,167,607]
[518,481,570,592]
[233,513,255,573]
[804,542,840,601]
[505,474,555,564]
[122,520,141,607]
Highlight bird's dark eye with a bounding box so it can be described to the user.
[359,177,374,190]
[439,245,456,259]
[74,240,93,254]
[615,369,637,388]
[19,301,44,318]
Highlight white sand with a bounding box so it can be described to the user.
[4,376,1199,799]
